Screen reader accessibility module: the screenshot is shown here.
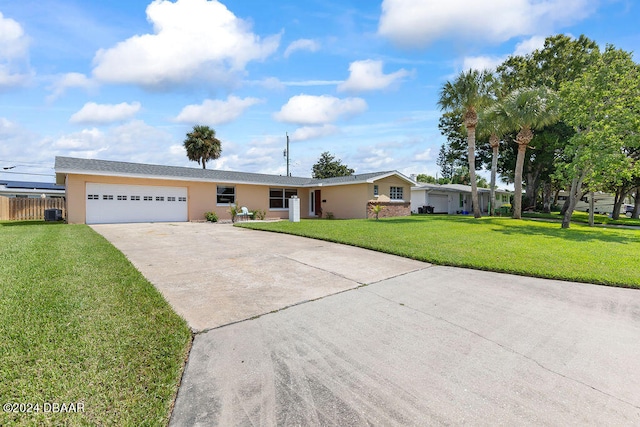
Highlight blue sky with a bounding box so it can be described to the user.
[0,0,638,184]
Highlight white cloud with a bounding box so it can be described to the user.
[47,73,96,102]
[174,95,263,124]
[290,124,339,142]
[92,0,280,88]
[52,120,176,163]
[53,128,105,150]
[0,117,16,133]
[69,102,141,124]
[378,0,594,48]
[414,148,432,161]
[248,77,286,90]
[461,35,552,72]
[338,59,410,92]
[281,80,343,87]
[0,12,32,89]
[274,94,367,125]
[461,55,504,72]
[283,39,320,58]
[354,146,394,170]
[514,35,547,56]
[169,144,185,156]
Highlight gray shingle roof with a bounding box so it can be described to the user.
[54,156,413,187]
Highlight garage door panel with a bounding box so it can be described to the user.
[428,194,449,214]
[86,183,187,224]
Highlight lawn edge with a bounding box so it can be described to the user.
[235,223,639,290]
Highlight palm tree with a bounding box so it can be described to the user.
[479,97,508,216]
[438,69,493,218]
[489,87,558,219]
[183,125,222,169]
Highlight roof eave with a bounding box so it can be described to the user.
[55,169,309,187]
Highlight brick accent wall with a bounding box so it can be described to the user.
[367,201,411,219]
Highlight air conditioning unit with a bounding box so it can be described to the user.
[44,209,63,221]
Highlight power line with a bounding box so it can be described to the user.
[0,159,52,166]
[0,170,56,177]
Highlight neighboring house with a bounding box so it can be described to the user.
[54,156,415,224]
[411,183,511,215]
[557,191,631,215]
[0,180,65,198]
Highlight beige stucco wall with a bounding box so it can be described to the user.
[310,176,411,219]
[64,173,412,223]
[64,174,313,223]
[65,174,218,224]
[373,175,411,201]
[312,183,370,219]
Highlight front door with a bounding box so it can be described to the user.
[315,190,322,216]
[310,190,322,216]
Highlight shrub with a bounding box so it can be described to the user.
[252,209,266,220]
[205,211,218,222]
[228,203,240,223]
[324,211,335,220]
[371,204,384,220]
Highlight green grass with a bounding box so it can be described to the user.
[523,210,640,227]
[0,221,191,426]
[238,216,640,288]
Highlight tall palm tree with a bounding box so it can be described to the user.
[479,89,508,216]
[489,87,558,219]
[438,69,493,218]
[183,125,222,169]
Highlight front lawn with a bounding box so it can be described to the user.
[0,221,191,426]
[238,216,640,288]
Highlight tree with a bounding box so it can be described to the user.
[478,78,509,215]
[496,35,599,210]
[438,69,493,218]
[558,46,640,228]
[312,152,354,179]
[416,174,437,184]
[183,125,222,169]
[488,87,559,219]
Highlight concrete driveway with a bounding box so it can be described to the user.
[92,222,640,426]
[91,222,427,332]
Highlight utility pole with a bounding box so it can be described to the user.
[283,132,290,176]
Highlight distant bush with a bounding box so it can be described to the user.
[324,212,335,220]
[205,211,218,222]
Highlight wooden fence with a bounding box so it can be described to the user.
[0,196,66,221]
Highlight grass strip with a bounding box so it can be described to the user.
[0,221,191,426]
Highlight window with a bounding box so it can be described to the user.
[144,196,152,201]
[389,186,403,200]
[178,196,187,202]
[102,195,113,200]
[558,196,567,201]
[167,196,176,201]
[217,186,235,204]
[374,185,379,197]
[270,188,297,209]
[131,196,140,201]
[156,196,164,201]
[117,195,127,200]
[459,193,464,208]
[87,194,99,200]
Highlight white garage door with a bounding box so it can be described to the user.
[86,183,188,224]
[428,194,449,214]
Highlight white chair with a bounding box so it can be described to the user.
[237,206,252,221]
